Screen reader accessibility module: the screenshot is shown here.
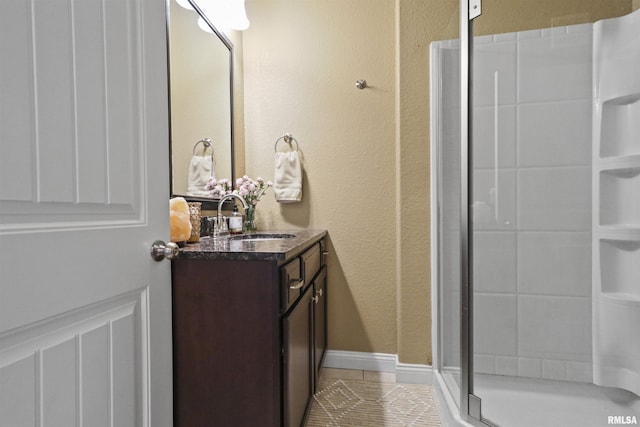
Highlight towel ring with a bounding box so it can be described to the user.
[193,138,214,160]
[274,133,299,153]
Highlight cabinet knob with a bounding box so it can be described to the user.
[289,278,304,290]
[318,289,323,297]
[312,295,319,304]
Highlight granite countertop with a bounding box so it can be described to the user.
[176,229,327,262]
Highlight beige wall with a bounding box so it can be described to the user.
[475,0,631,35]
[396,0,458,364]
[243,0,399,355]
[228,31,246,178]
[241,0,458,363]
[635,0,640,12]
[239,0,631,365]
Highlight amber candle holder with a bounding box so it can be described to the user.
[187,202,202,243]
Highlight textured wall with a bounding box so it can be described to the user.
[242,0,399,355]
[396,0,458,364]
[228,31,246,178]
[241,0,459,363]
[475,0,631,35]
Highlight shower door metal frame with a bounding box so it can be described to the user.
[460,0,492,425]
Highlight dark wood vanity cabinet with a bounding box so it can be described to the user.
[172,237,327,427]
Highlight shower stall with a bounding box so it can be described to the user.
[431,3,640,426]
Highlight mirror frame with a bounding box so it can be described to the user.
[166,0,236,210]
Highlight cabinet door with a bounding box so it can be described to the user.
[313,266,328,391]
[282,286,313,427]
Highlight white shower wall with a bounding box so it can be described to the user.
[470,24,594,382]
[592,9,640,396]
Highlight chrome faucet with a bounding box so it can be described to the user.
[215,193,248,237]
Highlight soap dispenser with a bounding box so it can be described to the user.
[229,205,243,234]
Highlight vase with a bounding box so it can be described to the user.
[187,202,202,243]
[244,205,257,233]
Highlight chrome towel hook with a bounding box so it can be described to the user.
[193,138,214,159]
[274,133,300,152]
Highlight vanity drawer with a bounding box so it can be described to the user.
[281,257,303,312]
[302,242,321,286]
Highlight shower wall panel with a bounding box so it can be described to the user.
[471,24,594,382]
[592,8,640,396]
[435,41,462,373]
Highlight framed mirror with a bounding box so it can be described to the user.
[167,0,235,207]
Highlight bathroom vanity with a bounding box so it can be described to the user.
[171,230,328,427]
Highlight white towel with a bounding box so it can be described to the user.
[187,155,215,197]
[274,151,302,203]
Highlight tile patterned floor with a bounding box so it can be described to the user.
[306,369,441,427]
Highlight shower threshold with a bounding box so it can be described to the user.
[474,374,640,427]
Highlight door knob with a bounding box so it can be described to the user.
[150,240,179,261]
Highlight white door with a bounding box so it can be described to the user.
[0,0,173,426]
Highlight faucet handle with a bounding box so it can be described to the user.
[207,217,219,237]
[219,216,229,233]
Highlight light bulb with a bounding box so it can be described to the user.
[227,0,250,30]
[175,0,194,11]
[197,16,214,33]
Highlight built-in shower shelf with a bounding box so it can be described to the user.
[598,238,640,297]
[595,226,640,238]
[600,292,640,305]
[592,7,640,398]
[598,93,640,158]
[598,166,640,227]
[602,93,640,105]
[595,154,640,171]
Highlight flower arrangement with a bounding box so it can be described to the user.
[234,175,273,207]
[205,175,273,232]
[205,176,272,205]
[204,178,233,199]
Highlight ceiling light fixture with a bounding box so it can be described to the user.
[175,0,195,11]
[178,0,250,31]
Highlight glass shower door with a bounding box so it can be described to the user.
[464,1,640,426]
[432,4,462,411]
[436,48,462,408]
[430,0,461,418]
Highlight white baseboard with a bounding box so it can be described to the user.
[396,361,434,384]
[323,350,397,372]
[323,350,433,385]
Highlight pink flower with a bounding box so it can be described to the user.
[210,175,272,207]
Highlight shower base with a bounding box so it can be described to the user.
[434,372,640,427]
[480,374,639,427]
